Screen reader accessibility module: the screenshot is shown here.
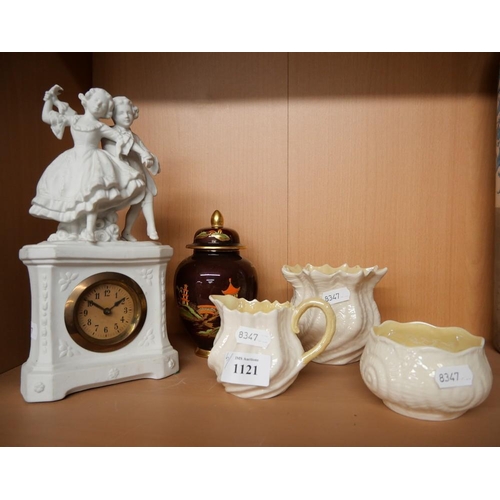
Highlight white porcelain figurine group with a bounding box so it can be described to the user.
[207,264,493,422]
[30,85,160,243]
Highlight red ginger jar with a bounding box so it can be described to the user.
[174,210,258,357]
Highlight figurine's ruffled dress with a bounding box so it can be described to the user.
[30,115,145,222]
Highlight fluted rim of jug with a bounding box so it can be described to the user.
[209,294,294,313]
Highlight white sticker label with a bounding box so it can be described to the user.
[435,365,473,388]
[221,352,271,387]
[322,287,351,305]
[31,322,38,340]
[235,326,271,349]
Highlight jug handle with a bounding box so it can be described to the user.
[291,297,336,365]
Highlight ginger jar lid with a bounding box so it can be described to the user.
[186,210,246,251]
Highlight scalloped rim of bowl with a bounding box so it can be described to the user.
[373,320,484,353]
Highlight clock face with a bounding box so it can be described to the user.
[65,272,147,352]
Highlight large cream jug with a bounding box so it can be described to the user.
[282,264,387,365]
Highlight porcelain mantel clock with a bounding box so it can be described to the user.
[19,85,179,403]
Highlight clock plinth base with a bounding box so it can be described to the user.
[21,345,179,403]
[19,241,179,403]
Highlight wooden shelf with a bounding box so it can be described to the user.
[1,330,499,446]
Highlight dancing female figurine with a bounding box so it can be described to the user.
[30,85,147,242]
[102,96,160,241]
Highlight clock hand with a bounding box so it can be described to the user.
[88,300,106,312]
[109,297,125,312]
[88,300,113,316]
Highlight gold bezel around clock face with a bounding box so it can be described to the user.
[64,272,147,353]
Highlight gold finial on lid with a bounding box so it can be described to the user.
[211,210,224,229]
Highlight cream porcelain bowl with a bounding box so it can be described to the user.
[359,320,493,421]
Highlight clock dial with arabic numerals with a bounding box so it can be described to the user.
[64,272,147,352]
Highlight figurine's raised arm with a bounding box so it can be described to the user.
[42,85,77,139]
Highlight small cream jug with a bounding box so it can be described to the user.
[207,295,336,399]
[282,264,387,365]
